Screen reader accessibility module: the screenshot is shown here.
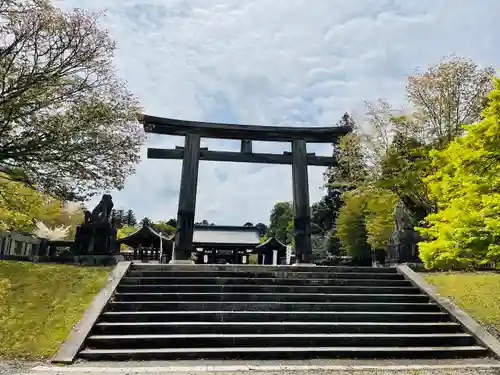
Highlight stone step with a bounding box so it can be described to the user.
[85,333,476,350]
[116,284,422,294]
[120,277,412,287]
[126,270,405,280]
[100,310,451,323]
[78,345,489,360]
[129,264,398,273]
[113,292,431,303]
[92,321,464,335]
[107,301,441,313]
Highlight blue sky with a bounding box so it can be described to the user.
[57,0,500,225]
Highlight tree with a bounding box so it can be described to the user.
[152,221,176,237]
[36,199,84,239]
[243,222,254,227]
[0,0,143,200]
[335,191,372,264]
[267,201,294,244]
[166,218,177,228]
[417,77,500,270]
[0,174,44,231]
[125,209,137,227]
[364,189,398,250]
[254,223,267,237]
[111,209,126,228]
[379,132,435,221]
[140,217,151,227]
[406,56,494,148]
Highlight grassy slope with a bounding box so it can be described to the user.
[425,272,500,338]
[0,261,110,359]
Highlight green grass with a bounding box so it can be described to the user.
[425,272,500,337]
[0,261,111,360]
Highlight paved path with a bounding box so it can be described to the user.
[10,359,500,375]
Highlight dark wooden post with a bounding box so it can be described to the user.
[173,134,201,263]
[241,139,252,153]
[291,139,312,263]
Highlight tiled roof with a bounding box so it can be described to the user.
[193,225,261,246]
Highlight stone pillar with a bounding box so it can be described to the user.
[291,139,312,263]
[272,249,278,265]
[172,134,201,263]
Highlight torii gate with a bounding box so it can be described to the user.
[137,114,351,264]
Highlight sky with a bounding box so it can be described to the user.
[57,0,500,226]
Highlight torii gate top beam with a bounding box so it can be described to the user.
[137,114,352,143]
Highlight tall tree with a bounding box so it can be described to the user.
[335,191,372,264]
[0,0,143,200]
[417,77,500,270]
[125,209,137,227]
[324,114,367,189]
[406,56,494,148]
[267,201,294,244]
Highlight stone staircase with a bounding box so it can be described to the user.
[77,264,490,360]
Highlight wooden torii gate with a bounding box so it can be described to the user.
[138,114,351,264]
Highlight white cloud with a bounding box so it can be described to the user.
[57,0,500,225]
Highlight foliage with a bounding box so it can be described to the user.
[0,174,45,231]
[111,208,137,229]
[33,221,69,241]
[335,188,398,257]
[417,78,500,270]
[117,225,137,239]
[335,191,371,260]
[379,132,435,221]
[0,261,110,359]
[0,0,143,200]
[407,56,494,148]
[267,201,294,245]
[36,199,84,240]
[310,234,330,262]
[425,273,500,337]
[140,217,152,227]
[364,189,399,249]
[152,221,176,237]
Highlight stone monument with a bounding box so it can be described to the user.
[72,194,118,262]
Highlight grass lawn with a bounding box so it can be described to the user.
[0,261,111,360]
[425,272,500,338]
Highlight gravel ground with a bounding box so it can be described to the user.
[0,360,46,375]
[10,369,500,375]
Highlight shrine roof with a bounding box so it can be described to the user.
[116,225,173,247]
[193,225,261,247]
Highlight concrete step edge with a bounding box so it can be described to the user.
[80,345,487,354]
[88,333,473,340]
[95,321,460,326]
[103,310,447,315]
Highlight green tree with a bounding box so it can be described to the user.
[0,174,44,231]
[140,217,152,227]
[335,191,371,263]
[267,201,294,244]
[417,77,500,270]
[0,0,143,200]
[364,189,398,249]
[152,221,176,237]
[125,209,137,227]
